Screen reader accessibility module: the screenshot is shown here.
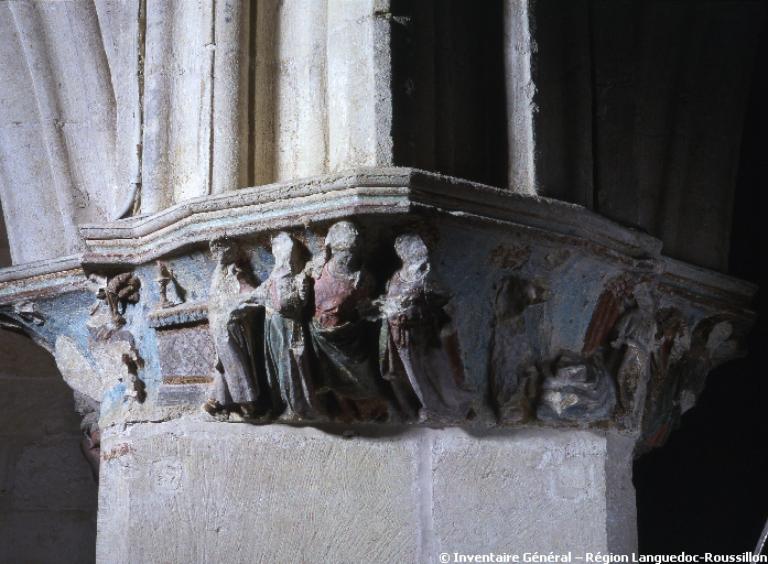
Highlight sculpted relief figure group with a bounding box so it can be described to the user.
[55,220,723,435]
[197,221,701,431]
[202,221,473,424]
[1,215,736,437]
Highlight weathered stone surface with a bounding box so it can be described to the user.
[96,421,638,562]
[54,334,106,403]
[97,421,422,564]
[155,324,215,381]
[432,429,637,554]
[0,1,761,561]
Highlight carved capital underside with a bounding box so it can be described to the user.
[0,169,755,453]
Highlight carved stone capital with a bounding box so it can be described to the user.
[0,168,755,452]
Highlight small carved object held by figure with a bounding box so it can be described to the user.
[250,232,316,419]
[310,221,387,421]
[156,261,186,308]
[203,239,261,418]
[379,234,474,422]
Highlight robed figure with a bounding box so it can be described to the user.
[379,234,474,422]
[610,285,658,423]
[310,221,387,421]
[204,239,261,417]
[251,232,317,419]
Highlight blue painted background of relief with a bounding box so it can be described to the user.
[5,215,652,428]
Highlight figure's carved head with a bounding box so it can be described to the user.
[271,231,305,273]
[210,238,239,264]
[631,282,656,311]
[271,232,294,263]
[394,234,429,268]
[325,221,360,254]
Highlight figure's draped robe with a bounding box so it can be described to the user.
[380,272,473,420]
[209,264,259,406]
[310,263,381,403]
[262,269,316,417]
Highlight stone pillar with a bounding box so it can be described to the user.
[97,423,635,561]
[0,2,760,562]
[0,170,754,562]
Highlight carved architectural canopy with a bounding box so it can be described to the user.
[0,169,755,453]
